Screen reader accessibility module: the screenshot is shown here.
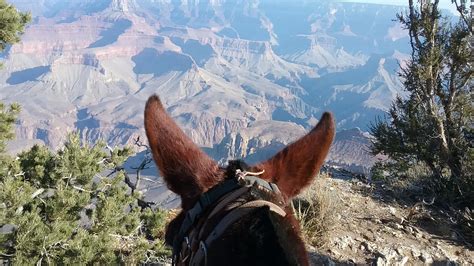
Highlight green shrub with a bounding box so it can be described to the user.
[0,134,170,264]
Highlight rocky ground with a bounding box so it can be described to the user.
[309,170,473,265]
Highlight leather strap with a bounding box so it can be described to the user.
[173,178,241,257]
[172,163,284,265]
[189,199,287,265]
[197,186,250,240]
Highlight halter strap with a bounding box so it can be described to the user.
[189,199,287,265]
[172,163,283,265]
[173,178,241,261]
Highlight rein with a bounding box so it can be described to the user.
[172,164,286,266]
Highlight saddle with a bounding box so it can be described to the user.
[172,160,287,266]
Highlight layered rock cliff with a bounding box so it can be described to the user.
[2,0,412,168]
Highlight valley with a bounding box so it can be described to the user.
[2,0,410,172]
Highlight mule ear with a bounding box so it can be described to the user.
[253,112,335,199]
[144,95,223,206]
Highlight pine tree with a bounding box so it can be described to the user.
[0,2,170,263]
[370,0,473,205]
[0,102,19,154]
[0,0,29,153]
[0,0,31,62]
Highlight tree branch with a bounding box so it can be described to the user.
[452,0,473,34]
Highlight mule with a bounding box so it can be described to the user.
[144,95,335,266]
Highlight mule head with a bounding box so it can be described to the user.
[144,94,335,244]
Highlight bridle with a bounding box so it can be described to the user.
[171,161,287,266]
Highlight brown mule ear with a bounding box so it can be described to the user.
[144,95,223,207]
[253,112,335,199]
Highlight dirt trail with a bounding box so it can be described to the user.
[309,175,473,265]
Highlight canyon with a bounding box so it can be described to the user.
[1,0,411,172]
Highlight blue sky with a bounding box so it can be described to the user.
[340,0,459,14]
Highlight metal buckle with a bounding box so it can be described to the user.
[199,241,208,266]
[180,237,191,263]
